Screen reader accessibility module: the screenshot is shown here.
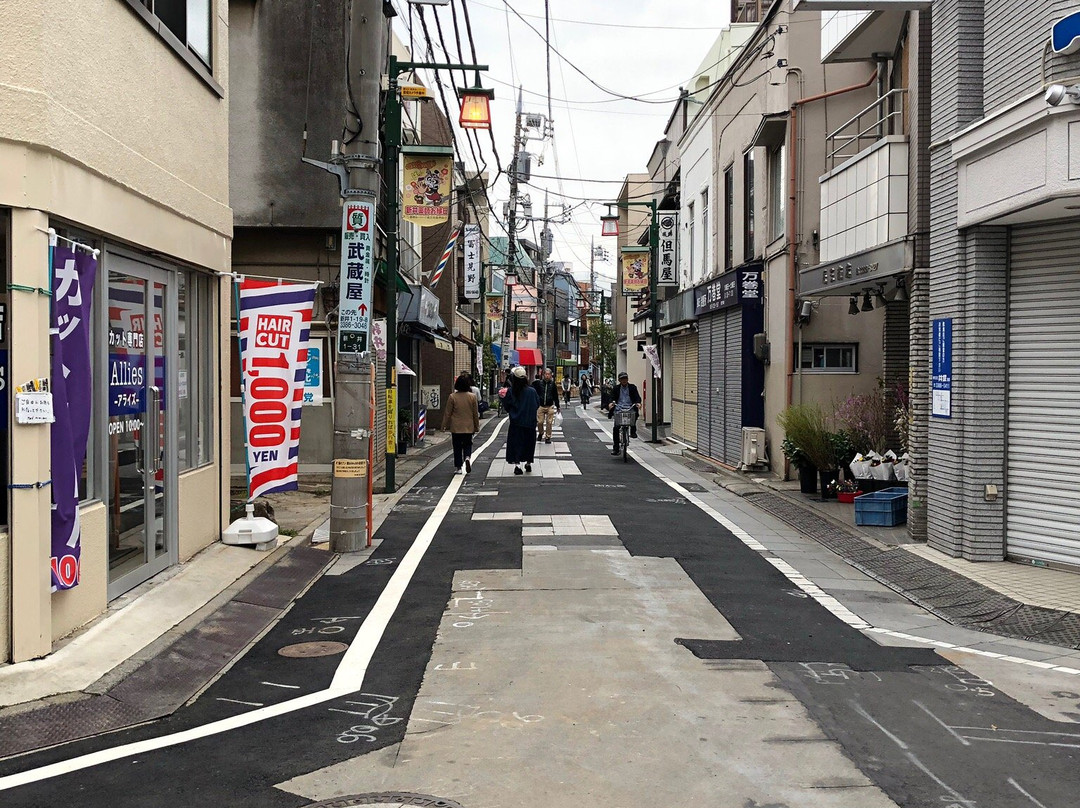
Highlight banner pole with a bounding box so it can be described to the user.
[232,281,253,502]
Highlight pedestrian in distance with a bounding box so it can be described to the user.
[579,373,593,408]
[533,367,561,444]
[501,366,539,474]
[441,374,480,475]
[561,373,572,407]
[608,371,641,455]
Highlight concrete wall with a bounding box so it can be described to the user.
[51,504,107,642]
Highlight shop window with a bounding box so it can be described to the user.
[178,271,215,469]
[796,343,858,373]
[769,143,786,242]
[744,150,756,260]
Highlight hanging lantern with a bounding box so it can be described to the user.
[458,80,494,130]
[600,214,619,237]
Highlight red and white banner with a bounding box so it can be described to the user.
[237,280,317,499]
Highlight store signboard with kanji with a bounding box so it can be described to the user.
[338,199,375,354]
[657,213,678,287]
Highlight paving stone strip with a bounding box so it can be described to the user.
[739,489,1080,650]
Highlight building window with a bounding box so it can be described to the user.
[701,189,710,275]
[139,0,211,66]
[744,150,756,260]
[687,202,695,283]
[723,165,734,270]
[177,271,215,470]
[796,343,858,373]
[769,143,786,242]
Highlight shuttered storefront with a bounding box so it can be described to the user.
[696,309,743,466]
[1008,223,1080,567]
[671,333,698,444]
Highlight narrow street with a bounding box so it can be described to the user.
[1,407,1078,808]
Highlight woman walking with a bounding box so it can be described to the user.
[579,373,593,408]
[441,375,480,475]
[502,366,539,475]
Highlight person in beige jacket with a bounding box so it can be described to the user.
[441,374,481,474]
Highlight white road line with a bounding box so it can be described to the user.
[851,701,909,750]
[1008,776,1053,808]
[577,408,1080,678]
[215,698,264,707]
[0,419,510,792]
[260,682,300,690]
[912,701,970,746]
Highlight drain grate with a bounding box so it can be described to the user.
[307,794,465,808]
[739,489,1080,650]
[680,482,708,493]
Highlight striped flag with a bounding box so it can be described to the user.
[429,228,459,288]
[237,280,318,499]
[416,407,427,441]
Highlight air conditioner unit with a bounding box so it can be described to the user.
[753,332,770,364]
[740,427,769,471]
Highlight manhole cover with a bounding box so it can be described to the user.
[307,794,464,808]
[681,482,708,492]
[278,641,349,658]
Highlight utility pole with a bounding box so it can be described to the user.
[501,89,525,372]
[327,0,384,552]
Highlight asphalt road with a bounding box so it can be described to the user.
[1,409,1077,807]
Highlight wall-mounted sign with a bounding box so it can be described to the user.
[303,339,323,406]
[15,391,54,424]
[400,84,430,99]
[932,318,952,418]
[338,199,375,354]
[657,213,679,287]
[463,224,481,299]
[621,248,649,295]
[693,265,763,316]
[333,458,368,478]
[403,150,452,227]
[1052,11,1080,55]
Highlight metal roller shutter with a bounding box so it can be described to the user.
[697,315,716,459]
[1008,223,1080,567]
[723,309,742,464]
[671,333,698,444]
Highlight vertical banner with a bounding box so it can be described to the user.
[303,338,323,406]
[486,296,504,321]
[386,388,397,455]
[51,247,97,590]
[657,213,679,287]
[238,280,317,499]
[621,249,650,295]
[932,318,952,418]
[463,224,481,299]
[403,154,452,226]
[371,318,387,363]
[338,199,375,354]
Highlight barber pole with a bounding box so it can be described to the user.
[416,407,427,441]
[429,228,459,288]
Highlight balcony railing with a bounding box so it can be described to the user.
[825,88,906,171]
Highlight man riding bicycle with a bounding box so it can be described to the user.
[608,371,641,456]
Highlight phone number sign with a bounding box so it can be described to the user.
[338,199,375,354]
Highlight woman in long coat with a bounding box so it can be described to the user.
[502,366,539,475]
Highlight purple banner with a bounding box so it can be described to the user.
[51,247,96,590]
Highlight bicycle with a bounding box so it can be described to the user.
[613,408,638,463]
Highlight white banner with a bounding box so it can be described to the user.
[657,212,679,287]
[238,280,318,499]
[643,343,662,378]
[371,318,387,363]
[463,223,481,299]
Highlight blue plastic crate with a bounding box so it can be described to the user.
[854,486,908,527]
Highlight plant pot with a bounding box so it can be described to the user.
[837,491,863,504]
[819,469,839,500]
[798,464,818,494]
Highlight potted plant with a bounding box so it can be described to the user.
[782,437,817,495]
[778,404,836,497]
[831,478,863,503]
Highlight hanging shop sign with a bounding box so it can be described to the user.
[338,199,375,354]
[486,296,504,321]
[657,212,679,287]
[1052,10,1080,55]
[932,317,952,418]
[463,224,481,299]
[402,146,453,227]
[621,247,649,295]
[51,246,97,591]
[693,265,762,316]
[238,279,318,499]
[303,338,324,406]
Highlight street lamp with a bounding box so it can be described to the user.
[600,211,620,238]
[383,55,492,492]
[600,198,659,444]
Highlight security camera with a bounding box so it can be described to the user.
[1046,84,1080,106]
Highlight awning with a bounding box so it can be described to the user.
[799,238,911,297]
[511,348,543,366]
[374,261,411,293]
[403,323,454,352]
[749,112,788,150]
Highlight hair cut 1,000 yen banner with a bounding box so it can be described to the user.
[238,280,317,499]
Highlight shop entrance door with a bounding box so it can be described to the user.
[106,254,177,598]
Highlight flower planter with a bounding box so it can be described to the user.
[819,469,839,500]
[798,464,818,494]
[837,491,863,504]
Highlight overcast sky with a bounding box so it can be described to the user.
[394,0,732,284]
